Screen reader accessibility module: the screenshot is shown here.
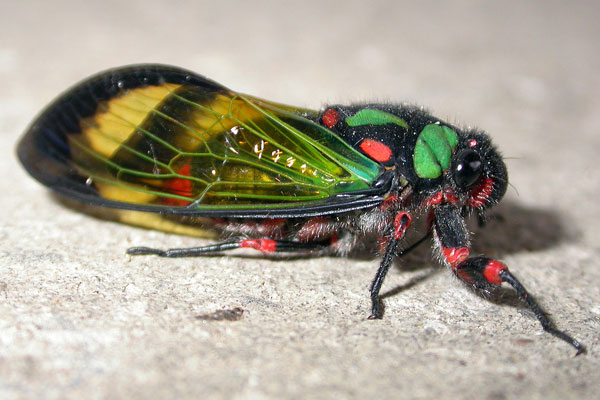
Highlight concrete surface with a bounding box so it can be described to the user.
[1,1,599,399]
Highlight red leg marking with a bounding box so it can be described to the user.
[240,239,277,254]
[442,247,470,269]
[393,212,412,240]
[482,260,507,284]
[453,257,508,286]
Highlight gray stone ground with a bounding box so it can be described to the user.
[1,1,599,399]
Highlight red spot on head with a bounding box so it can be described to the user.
[163,162,193,206]
[468,177,494,208]
[483,260,507,285]
[321,108,340,128]
[359,139,393,163]
[442,247,470,269]
[468,139,477,147]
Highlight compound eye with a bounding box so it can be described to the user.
[453,149,483,188]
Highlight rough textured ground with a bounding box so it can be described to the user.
[1,1,599,399]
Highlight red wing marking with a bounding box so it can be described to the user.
[163,162,193,206]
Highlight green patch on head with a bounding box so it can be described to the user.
[413,124,459,179]
[345,109,408,129]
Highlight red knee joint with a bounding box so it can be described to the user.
[442,247,470,269]
[393,212,412,239]
[240,239,277,254]
[483,260,508,285]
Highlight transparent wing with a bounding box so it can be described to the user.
[18,65,386,217]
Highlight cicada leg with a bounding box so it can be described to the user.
[127,238,332,257]
[369,212,429,319]
[433,204,585,355]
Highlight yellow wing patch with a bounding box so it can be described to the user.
[78,83,181,158]
[116,209,218,238]
[93,181,158,204]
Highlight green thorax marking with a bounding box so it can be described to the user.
[345,109,408,129]
[413,124,459,179]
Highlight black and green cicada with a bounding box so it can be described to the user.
[17,64,584,354]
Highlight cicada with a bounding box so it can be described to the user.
[17,64,584,354]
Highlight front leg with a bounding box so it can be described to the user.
[368,212,411,319]
[433,204,585,354]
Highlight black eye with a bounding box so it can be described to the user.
[453,149,483,188]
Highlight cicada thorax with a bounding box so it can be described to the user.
[316,103,508,213]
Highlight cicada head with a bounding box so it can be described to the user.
[409,124,509,211]
[448,129,508,211]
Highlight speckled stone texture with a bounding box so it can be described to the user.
[1,1,599,399]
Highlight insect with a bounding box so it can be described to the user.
[17,64,584,354]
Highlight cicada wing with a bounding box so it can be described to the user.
[18,64,385,218]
